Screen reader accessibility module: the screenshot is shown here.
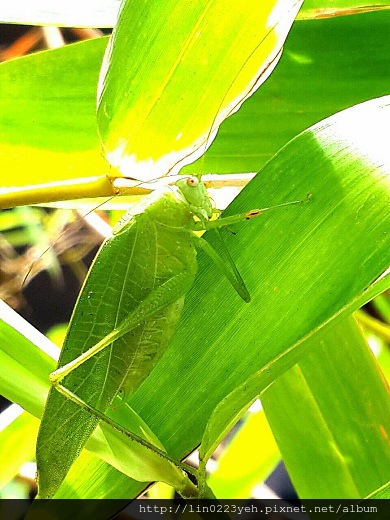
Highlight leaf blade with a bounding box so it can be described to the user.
[262,316,390,498]
[97,0,303,180]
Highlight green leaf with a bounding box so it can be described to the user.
[198,95,390,470]
[298,0,390,19]
[0,38,108,187]
[372,293,390,324]
[262,316,390,498]
[1,10,389,202]
[377,333,390,382]
[0,407,38,489]
[198,270,390,475]
[338,483,390,519]
[185,10,390,174]
[207,408,280,499]
[147,96,389,494]
[148,482,175,499]
[51,96,390,498]
[0,301,197,499]
[1,0,388,28]
[97,0,303,181]
[365,481,390,499]
[0,300,57,419]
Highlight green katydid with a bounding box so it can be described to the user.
[35,173,305,498]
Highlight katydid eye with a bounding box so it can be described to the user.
[187,176,198,187]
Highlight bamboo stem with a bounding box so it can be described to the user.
[0,176,121,209]
[0,173,255,209]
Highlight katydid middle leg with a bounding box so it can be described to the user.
[193,234,251,302]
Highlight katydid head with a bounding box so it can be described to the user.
[176,176,213,220]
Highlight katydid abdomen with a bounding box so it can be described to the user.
[36,185,199,497]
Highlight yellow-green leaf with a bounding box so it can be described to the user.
[97,0,303,181]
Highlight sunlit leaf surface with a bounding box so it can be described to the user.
[97,0,302,181]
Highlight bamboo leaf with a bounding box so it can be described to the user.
[0,301,57,419]
[365,482,390,499]
[262,316,390,498]
[97,0,303,181]
[0,407,38,489]
[1,0,388,27]
[339,482,390,519]
[298,0,390,19]
[207,408,280,499]
[198,95,390,471]
[0,38,108,188]
[185,10,390,175]
[0,301,194,499]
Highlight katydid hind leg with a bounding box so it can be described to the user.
[54,382,189,471]
[51,269,194,385]
[46,383,199,498]
[37,269,194,498]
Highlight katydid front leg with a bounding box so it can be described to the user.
[195,197,308,232]
[193,198,308,302]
